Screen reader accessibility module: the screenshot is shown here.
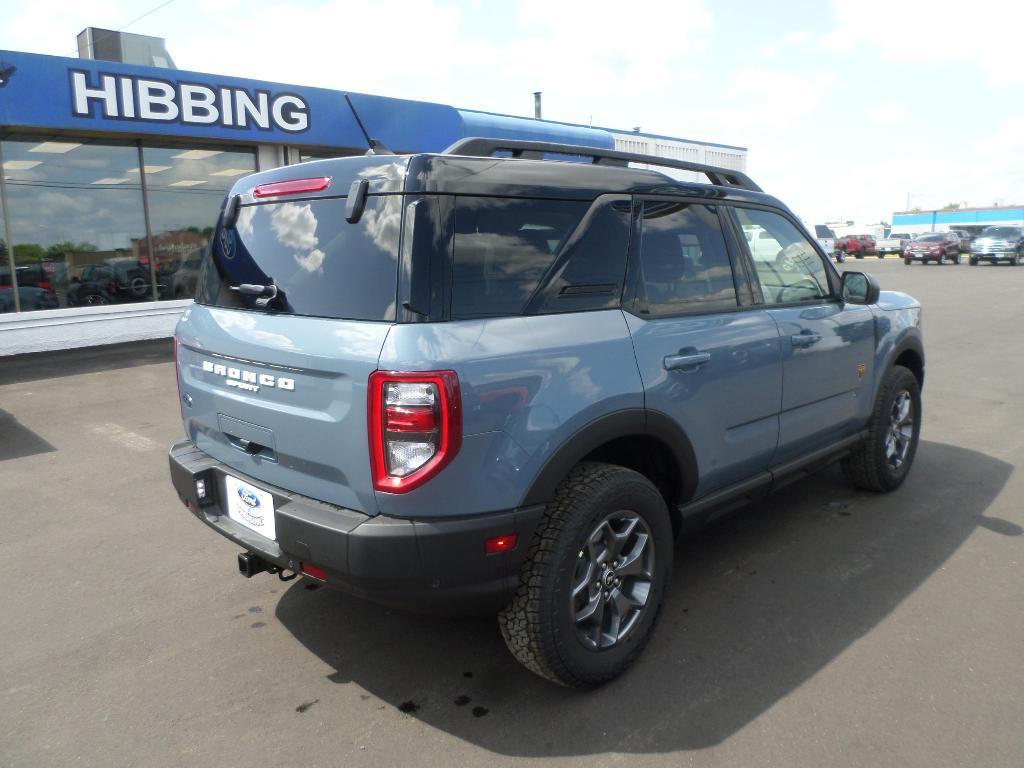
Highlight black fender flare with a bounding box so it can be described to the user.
[887,333,925,387]
[520,408,699,507]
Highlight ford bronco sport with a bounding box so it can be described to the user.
[168,138,924,688]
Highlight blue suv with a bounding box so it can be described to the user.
[168,139,924,687]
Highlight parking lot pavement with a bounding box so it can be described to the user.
[2,259,1023,768]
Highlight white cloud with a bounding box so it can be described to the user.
[825,0,1024,86]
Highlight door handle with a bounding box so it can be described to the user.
[791,331,823,347]
[663,351,711,371]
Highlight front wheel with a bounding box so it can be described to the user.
[842,365,921,492]
[499,462,673,688]
[969,256,978,266]
[904,258,912,266]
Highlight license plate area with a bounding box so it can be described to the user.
[225,475,277,541]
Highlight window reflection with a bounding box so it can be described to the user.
[141,145,256,301]
[0,137,256,311]
[2,138,147,310]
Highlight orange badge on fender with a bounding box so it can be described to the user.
[857,363,866,378]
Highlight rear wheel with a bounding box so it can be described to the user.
[499,462,672,688]
[842,365,921,492]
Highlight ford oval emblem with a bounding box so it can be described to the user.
[237,487,261,508]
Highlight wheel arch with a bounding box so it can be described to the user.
[520,409,699,536]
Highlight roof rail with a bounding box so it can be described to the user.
[442,137,762,192]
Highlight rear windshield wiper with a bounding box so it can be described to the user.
[230,281,278,307]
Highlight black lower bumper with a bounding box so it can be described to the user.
[168,440,545,614]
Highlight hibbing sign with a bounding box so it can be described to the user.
[0,50,463,151]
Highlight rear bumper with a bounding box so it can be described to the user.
[168,440,544,614]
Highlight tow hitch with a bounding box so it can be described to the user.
[237,551,298,581]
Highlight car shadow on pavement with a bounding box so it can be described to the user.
[275,440,1014,756]
[0,409,56,461]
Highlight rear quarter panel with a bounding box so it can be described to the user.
[375,309,643,518]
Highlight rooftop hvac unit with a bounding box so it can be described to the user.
[76,27,175,68]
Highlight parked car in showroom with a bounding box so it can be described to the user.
[904,232,961,264]
[836,234,877,258]
[968,226,1024,266]
[67,258,157,306]
[0,285,59,312]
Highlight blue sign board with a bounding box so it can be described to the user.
[0,49,464,151]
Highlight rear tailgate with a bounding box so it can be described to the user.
[176,308,390,513]
[175,157,409,514]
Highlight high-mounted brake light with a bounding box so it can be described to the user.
[368,370,462,493]
[252,177,330,198]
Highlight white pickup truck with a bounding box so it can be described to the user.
[877,232,913,255]
[812,225,843,262]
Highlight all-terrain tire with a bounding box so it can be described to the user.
[842,365,921,492]
[498,462,672,688]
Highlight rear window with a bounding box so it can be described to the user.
[197,195,400,321]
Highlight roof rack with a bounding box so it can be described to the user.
[442,137,762,193]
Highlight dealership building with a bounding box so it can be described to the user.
[891,206,1024,237]
[0,35,747,356]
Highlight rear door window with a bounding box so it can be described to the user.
[197,195,401,321]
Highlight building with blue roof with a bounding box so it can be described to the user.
[0,42,746,353]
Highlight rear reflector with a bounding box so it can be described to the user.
[301,562,327,581]
[253,177,330,198]
[485,533,518,554]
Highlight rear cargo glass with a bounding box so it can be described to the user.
[197,195,400,321]
[452,197,589,319]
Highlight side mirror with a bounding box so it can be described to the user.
[841,271,880,305]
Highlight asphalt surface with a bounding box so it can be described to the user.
[2,259,1022,767]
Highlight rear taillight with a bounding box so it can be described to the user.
[368,370,461,493]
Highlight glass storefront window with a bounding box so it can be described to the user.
[2,138,147,310]
[1,185,13,313]
[141,145,257,301]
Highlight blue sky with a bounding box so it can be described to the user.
[2,0,1021,226]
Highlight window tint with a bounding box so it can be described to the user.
[734,207,831,304]
[452,197,588,319]
[526,197,631,315]
[637,201,737,315]
[197,195,400,321]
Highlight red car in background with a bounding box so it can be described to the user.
[836,234,877,258]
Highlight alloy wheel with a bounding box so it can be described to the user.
[571,511,654,650]
[885,390,914,471]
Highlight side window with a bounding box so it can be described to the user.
[526,197,631,315]
[733,207,832,304]
[636,201,738,316]
[451,197,588,319]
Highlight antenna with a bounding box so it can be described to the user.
[344,94,394,155]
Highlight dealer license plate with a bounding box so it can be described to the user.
[225,475,277,541]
